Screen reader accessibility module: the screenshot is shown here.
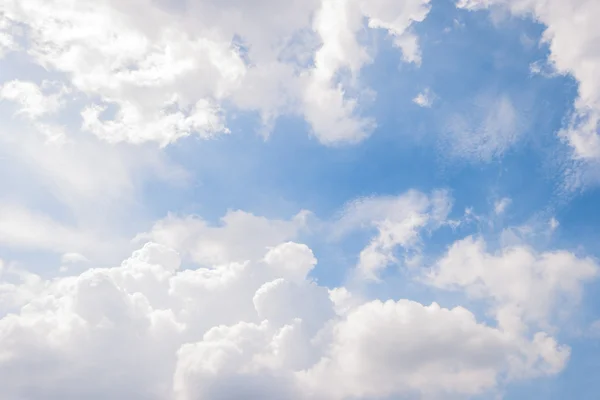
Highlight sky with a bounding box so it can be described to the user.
[0,0,600,399]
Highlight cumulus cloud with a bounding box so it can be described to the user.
[0,232,582,400]
[457,0,600,165]
[427,236,598,334]
[136,209,311,266]
[301,300,569,399]
[0,1,598,398]
[0,0,431,146]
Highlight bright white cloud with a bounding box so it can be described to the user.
[0,1,597,398]
[0,0,431,146]
[301,300,568,399]
[0,80,67,120]
[136,210,311,266]
[0,233,577,400]
[0,17,17,57]
[302,0,431,143]
[360,0,431,65]
[0,80,70,144]
[457,0,600,164]
[427,236,598,334]
[80,99,229,147]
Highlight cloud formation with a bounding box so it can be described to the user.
[334,190,452,279]
[0,1,599,399]
[0,0,431,146]
[458,0,600,165]
[442,94,523,162]
[1,196,595,399]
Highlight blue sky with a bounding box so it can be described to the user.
[0,0,599,399]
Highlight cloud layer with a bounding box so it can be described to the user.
[1,193,596,399]
[0,0,430,146]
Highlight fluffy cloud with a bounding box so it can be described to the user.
[0,1,598,397]
[457,0,600,164]
[136,209,311,266]
[3,191,591,399]
[0,232,581,400]
[335,190,452,279]
[0,0,431,146]
[427,236,598,334]
[301,300,568,399]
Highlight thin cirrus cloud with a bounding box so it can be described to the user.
[441,94,524,162]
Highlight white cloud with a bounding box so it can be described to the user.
[0,80,67,120]
[0,203,101,256]
[0,0,431,146]
[0,235,577,399]
[0,1,597,397]
[360,0,431,65]
[81,99,229,147]
[442,94,523,162]
[301,0,431,143]
[494,197,512,215]
[136,210,311,266]
[0,116,186,218]
[301,300,568,399]
[0,117,187,265]
[310,0,433,140]
[61,253,90,264]
[413,88,434,107]
[335,190,452,279]
[427,236,598,334]
[457,0,600,164]
[0,17,18,57]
